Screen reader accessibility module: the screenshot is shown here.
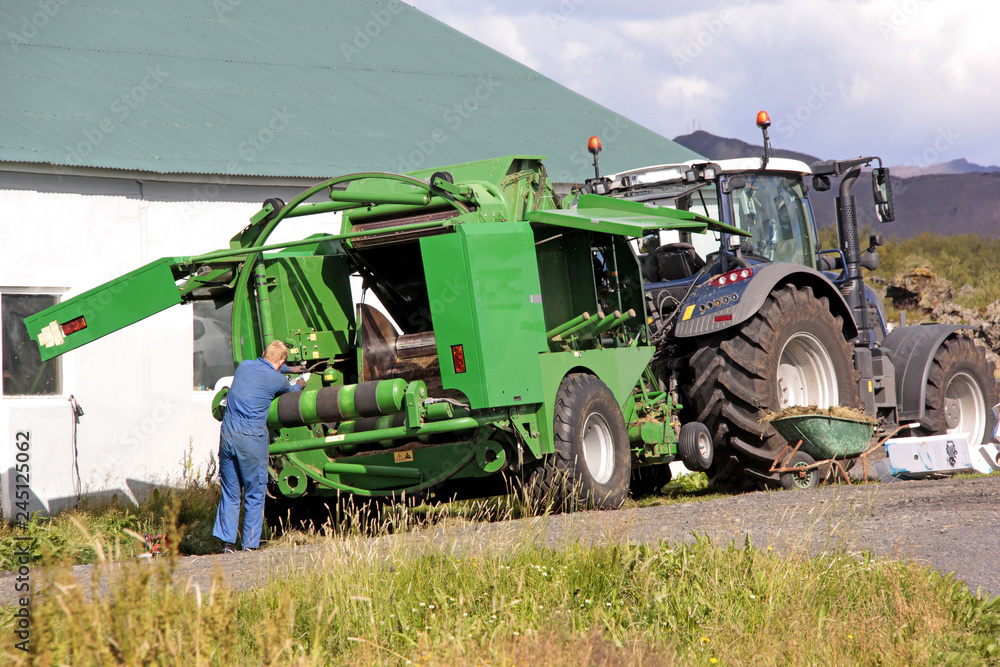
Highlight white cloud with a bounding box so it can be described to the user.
[407,0,1000,166]
[655,76,723,108]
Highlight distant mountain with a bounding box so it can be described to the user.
[808,172,1000,238]
[673,130,820,165]
[890,159,1000,179]
[671,131,1000,239]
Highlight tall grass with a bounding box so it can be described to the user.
[818,227,1000,315]
[0,482,221,568]
[4,529,999,666]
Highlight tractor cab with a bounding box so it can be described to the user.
[606,156,819,278]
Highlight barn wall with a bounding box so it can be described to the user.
[0,171,332,516]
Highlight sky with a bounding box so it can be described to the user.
[407,0,999,169]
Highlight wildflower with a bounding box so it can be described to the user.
[700,636,709,644]
[710,659,718,664]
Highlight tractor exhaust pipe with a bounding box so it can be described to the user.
[836,166,871,346]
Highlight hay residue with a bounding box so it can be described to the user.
[759,405,879,426]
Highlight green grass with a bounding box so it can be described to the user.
[0,483,221,569]
[2,470,726,568]
[818,227,1000,319]
[5,468,1000,664]
[5,531,999,665]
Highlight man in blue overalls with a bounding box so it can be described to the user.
[213,340,308,552]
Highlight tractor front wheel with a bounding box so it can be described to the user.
[686,283,861,469]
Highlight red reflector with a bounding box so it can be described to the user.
[451,344,467,374]
[60,316,87,336]
[714,314,733,323]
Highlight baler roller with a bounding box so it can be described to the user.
[267,378,407,428]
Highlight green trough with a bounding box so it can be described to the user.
[770,414,877,460]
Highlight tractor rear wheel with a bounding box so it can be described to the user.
[686,284,861,472]
[528,374,630,512]
[920,336,997,446]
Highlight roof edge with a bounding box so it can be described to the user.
[0,161,323,188]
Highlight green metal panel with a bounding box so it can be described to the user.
[421,222,546,409]
[527,194,750,237]
[0,1,702,180]
[533,347,656,455]
[262,254,355,360]
[534,229,598,334]
[26,258,183,361]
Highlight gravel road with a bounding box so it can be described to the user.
[4,474,999,603]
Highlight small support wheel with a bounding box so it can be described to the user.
[678,422,714,471]
[779,451,819,490]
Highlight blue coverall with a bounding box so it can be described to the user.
[212,357,301,549]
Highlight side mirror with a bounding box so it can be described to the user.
[720,175,746,194]
[812,174,831,192]
[872,167,895,223]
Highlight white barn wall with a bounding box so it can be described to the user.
[0,170,322,516]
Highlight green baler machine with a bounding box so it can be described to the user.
[28,156,746,509]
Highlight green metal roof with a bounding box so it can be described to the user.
[0,0,701,181]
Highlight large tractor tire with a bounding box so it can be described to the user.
[528,374,630,512]
[920,336,997,446]
[686,284,861,471]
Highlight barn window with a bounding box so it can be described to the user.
[193,301,236,391]
[1,293,62,396]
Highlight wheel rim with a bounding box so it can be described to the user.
[776,332,839,409]
[582,412,615,484]
[696,430,712,460]
[790,463,815,489]
[944,372,986,445]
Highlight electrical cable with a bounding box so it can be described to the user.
[68,395,83,503]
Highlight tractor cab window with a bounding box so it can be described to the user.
[729,174,815,268]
